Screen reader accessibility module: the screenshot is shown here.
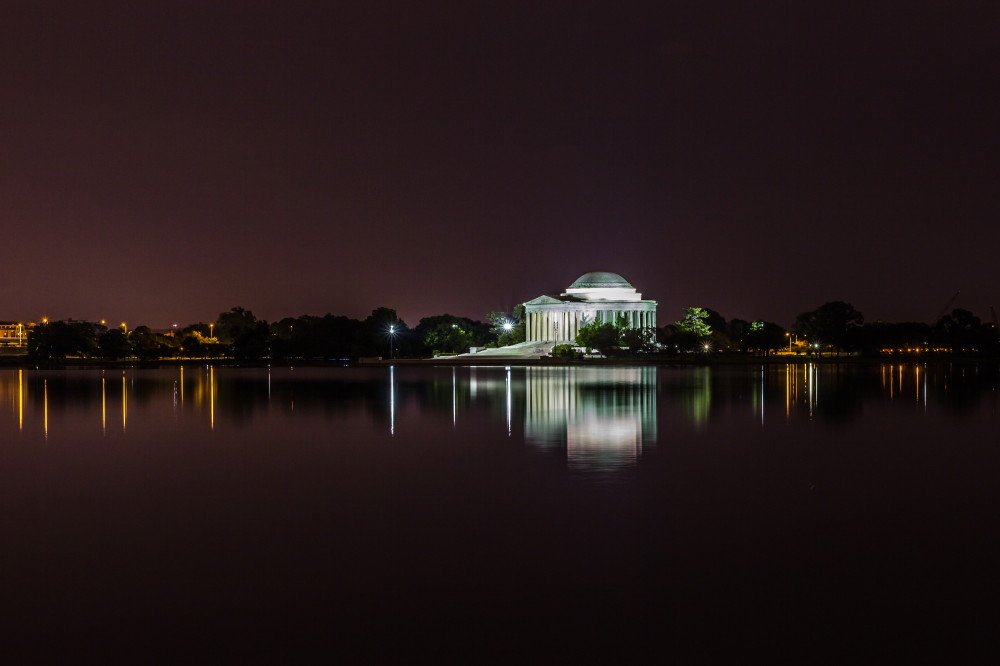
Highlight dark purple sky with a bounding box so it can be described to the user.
[2,1,998,328]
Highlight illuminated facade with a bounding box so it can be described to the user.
[523,271,657,343]
[0,323,27,347]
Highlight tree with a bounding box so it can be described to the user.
[487,305,526,347]
[129,325,171,360]
[795,301,864,353]
[98,328,131,359]
[934,308,990,351]
[417,314,481,354]
[620,326,657,354]
[576,321,619,355]
[702,308,726,335]
[744,321,787,355]
[217,307,269,360]
[27,320,100,360]
[363,307,407,358]
[676,307,712,338]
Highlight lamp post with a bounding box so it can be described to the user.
[388,324,396,359]
[209,323,214,339]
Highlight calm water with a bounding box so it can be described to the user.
[1,363,998,661]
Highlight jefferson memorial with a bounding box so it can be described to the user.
[523,271,657,343]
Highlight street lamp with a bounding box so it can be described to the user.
[209,323,214,339]
[388,324,397,359]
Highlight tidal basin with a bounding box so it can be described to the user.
[1,364,998,660]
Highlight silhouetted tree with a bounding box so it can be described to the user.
[743,321,787,354]
[934,308,990,351]
[27,320,101,360]
[217,307,269,360]
[98,328,131,359]
[129,325,172,360]
[416,314,487,354]
[487,305,526,347]
[795,301,864,353]
[619,326,657,354]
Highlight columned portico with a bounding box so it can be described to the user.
[523,271,658,343]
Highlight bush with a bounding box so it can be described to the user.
[550,344,583,360]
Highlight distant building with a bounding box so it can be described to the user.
[0,323,27,347]
[522,271,657,343]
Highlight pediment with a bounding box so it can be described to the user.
[523,295,566,305]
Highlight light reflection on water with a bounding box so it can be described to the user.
[2,362,998,471]
[1,362,1000,659]
[524,367,657,474]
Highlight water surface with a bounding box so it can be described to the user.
[1,363,997,660]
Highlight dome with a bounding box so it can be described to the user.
[568,271,633,290]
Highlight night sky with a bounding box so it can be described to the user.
[3,1,998,329]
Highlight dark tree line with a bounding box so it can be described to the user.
[21,300,1000,361]
[654,301,999,356]
[24,306,520,361]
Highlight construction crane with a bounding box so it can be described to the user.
[937,291,960,322]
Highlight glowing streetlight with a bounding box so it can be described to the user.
[502,321,513,332]
[41,317,48,325]
[388,324,397,359]
[121,322,127,334]
[209,323,214,339]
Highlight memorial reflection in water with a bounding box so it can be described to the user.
[2,363,997,452]
[524,367,657,472]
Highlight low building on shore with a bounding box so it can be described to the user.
[0,323,28,347]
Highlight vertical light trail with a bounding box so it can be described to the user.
[806,363,819,418]
[923,364,928,411]
[101,376,106,435]
[210,366,215,431]
[122,373,127,432]
[17,369,23,430]
[389,365,395,436]
[506,366,512,436]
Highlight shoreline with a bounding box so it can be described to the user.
[1,353,997,370]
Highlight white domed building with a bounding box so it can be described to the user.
[523,271,657,343]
